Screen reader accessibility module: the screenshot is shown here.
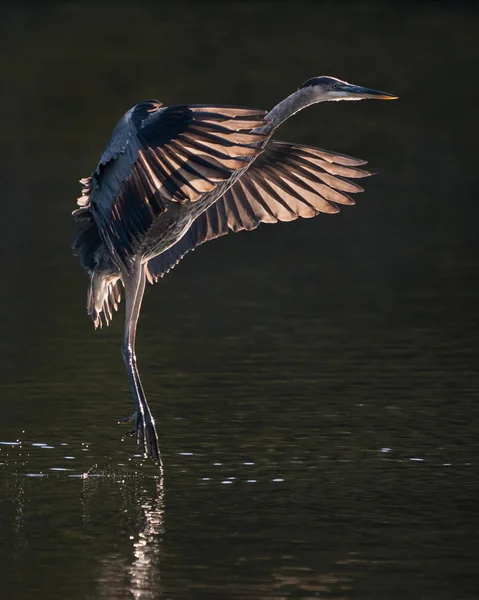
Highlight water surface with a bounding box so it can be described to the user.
[1,2,479,599]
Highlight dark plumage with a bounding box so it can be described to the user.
[72,76,396,464]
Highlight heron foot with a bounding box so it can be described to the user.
[119,412,136,424]
[134,406,162,466]
[119,411,161,465]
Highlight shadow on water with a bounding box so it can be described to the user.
[1,1,479,599]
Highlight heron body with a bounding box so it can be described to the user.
[72,76,397,464]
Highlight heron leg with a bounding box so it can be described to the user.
[122,262,161,465]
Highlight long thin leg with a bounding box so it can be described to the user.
[122,261,161,465]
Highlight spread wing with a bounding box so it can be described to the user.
[73,101,268,268]
[146,140,371,281]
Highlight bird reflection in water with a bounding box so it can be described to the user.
[94,474,164,600]
[129,475,165,599]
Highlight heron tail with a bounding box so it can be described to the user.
[72,209,123,328]
[87,269,122,329]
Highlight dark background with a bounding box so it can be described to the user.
[1,2,478,599]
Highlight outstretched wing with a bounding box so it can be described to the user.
[74,101,268,268]
[146,140,371,281]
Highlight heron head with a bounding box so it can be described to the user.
[299,76,398,102]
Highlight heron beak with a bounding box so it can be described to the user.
[343,84,398,100]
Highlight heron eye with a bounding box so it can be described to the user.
[332,83,339,89]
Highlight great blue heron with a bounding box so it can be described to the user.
[72,76,397,464]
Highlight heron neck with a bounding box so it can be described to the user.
[257,87,322,135]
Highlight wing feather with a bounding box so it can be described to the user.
[146,140,371,280]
